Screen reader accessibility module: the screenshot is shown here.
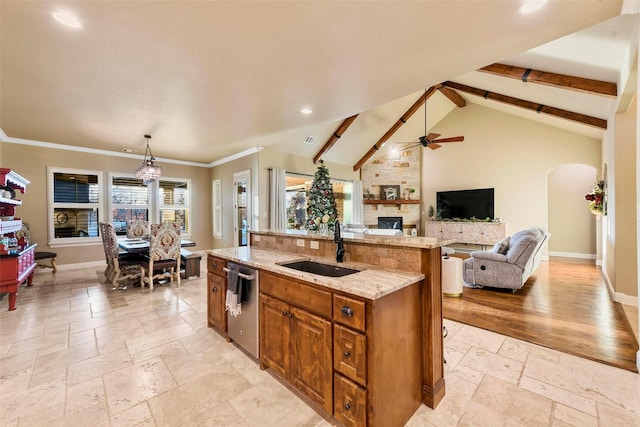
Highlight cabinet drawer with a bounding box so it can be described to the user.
[333,294,365,332]
[334,324,366,386]
[261,271,332,319]
[334,374,366,427]
[207,255,226,276]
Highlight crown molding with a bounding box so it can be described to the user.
[208,146,263,167]
[0,129,260,168]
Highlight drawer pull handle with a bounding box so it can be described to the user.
[343,350,351,357]
[282,311,288,317]
[212,262,217,268]
[288,312,293,318]
[341,306,354,317]
[212,287,217,293]
[345,403,351,411]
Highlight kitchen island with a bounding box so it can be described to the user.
[208,229,453,426]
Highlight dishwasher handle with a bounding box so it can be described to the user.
[223,267,256,281]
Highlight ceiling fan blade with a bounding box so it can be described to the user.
[433,136,464,143]
[428,143,442,150]
[426,133,441,142]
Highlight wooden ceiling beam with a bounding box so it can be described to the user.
[352,87,438,171]
[313,114,358,164]
[478,63,617,97]
[436,85,466,107]
[442,81,607,129]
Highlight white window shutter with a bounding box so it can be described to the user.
[213,179,222,238]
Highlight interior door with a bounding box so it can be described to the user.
[233,170,250,247]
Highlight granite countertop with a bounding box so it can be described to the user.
[249,228,455,249]
[207,246,424,300]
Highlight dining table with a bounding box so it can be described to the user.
[117,237,196,253]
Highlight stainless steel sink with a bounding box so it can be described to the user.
[279,260,360,277]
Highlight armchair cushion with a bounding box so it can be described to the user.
[491,237,510,255]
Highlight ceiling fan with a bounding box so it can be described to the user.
[400,88,465,151]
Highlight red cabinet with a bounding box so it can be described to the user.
[0,168,35,311]
[0,244,37,310]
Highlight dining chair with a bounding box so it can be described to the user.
[101,222,142,290]
[139,222,181,291]
[126,219,149,238]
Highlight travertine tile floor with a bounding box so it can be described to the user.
[1,264,638,426]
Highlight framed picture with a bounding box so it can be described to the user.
[380,185,401,201]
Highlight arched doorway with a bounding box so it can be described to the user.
[547,164,599,260]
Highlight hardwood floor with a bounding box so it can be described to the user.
[443,256,639,372]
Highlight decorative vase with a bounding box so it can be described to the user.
[319,223,328,235]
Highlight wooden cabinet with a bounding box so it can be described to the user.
[259,269,423,427]
[289,305,333,412]
[260,294,289,378]
[260,290,333,414]
[0,169,35,311]
[207,255,227,335]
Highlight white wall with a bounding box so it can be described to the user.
[420,104,601,249]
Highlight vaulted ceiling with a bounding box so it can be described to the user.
[0,1,636,168]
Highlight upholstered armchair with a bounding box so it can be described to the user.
[139,222,181,291]
[100,222,142,290]
[462,227,551,291]
[127,219,149,238]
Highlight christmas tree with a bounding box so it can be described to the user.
[305,161,338,231]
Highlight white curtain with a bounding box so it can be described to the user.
[269,168,287,230]
[351,180,364,226]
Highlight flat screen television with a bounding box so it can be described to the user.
[436,188,494,220]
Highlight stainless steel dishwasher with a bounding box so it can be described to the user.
[224,262,259,359]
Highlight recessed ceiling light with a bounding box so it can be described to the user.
[122,148,138,154]
[300,108,313,115]
[519,0,547,14]
[52,11,83,29]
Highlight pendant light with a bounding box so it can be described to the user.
[134,134,162,184]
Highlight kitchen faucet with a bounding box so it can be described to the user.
[334,220,345,263]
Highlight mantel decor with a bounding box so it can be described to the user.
[380,185,401,201]
[134,134,162,185]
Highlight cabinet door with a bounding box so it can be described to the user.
[260,294,290,378]
[289,306,333,414]
[207,273,227,333]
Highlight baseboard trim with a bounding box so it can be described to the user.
[614,292,639,306]
[602,268,638,306]
[548,251,596,260]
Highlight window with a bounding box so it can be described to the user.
[109,174,150,235]
[285,173,353,229]
[158,178,191,235]
[48,167,103,245]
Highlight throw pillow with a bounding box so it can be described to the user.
[491,236,510,254]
